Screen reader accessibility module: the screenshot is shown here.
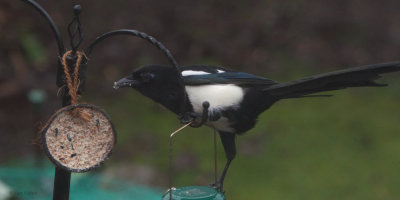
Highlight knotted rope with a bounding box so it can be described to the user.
[61,50,89,120]
[61,50,84,105]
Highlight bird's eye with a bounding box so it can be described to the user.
[140,72,155,82]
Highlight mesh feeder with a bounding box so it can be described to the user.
[41,104,116,172]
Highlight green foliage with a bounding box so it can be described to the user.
[19,30,46,65]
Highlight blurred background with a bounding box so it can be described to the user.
[1,0,400,199]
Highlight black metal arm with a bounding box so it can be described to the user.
[21,0,65,55]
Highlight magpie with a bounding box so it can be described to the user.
[114,62,400,191]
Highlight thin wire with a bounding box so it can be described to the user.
[21,0,65,55]
[168,121,193,199]
[214,129,218,185]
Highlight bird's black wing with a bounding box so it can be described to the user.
[183,72,278,86]
[264,62,400,98]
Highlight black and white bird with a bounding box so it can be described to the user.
[114,62,400,191]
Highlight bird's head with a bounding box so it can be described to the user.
[114,65,186,114]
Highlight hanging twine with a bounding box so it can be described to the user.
[61,50,90,120]
[61,50,84,105]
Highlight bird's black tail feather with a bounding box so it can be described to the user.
[264,62,400,99]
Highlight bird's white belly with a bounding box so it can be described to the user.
[185,84,244,132]
[185,84,244,112]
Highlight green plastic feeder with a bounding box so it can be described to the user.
[161,186,225,200]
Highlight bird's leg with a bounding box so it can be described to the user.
[210,131,236,192]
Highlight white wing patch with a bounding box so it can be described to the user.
[181,69,225,76]
[181,70,211,76]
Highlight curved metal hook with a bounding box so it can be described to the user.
[21,0,65,55]
[85,29,187,114]
[86,29,178,67]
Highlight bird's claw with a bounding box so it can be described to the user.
[178,112,197,124]
[179,101,213,127]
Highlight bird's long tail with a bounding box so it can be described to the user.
[264,62,400,99]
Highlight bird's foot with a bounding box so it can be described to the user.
[178,112,197,124]
[208,110,221,121]
[209,182,223,192]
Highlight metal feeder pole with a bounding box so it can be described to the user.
[21,1,85,199]
[54,5,86,200]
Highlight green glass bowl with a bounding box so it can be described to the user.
[161,186,225,200]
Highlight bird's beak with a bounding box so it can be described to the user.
[113,77,137,89]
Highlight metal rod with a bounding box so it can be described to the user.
[20,0,65,55]
[53,167,71,200]
[214,129,218,185]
